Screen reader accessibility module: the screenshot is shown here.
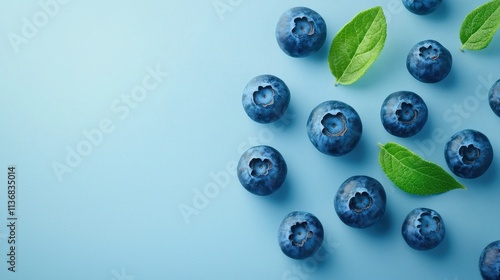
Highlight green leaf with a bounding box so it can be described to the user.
[328,6,387,85]
[460,0,500,51]
[378,142,466,195]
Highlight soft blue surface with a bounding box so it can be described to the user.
[0,0,499,279]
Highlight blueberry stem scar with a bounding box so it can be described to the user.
[292,17,315,36]
[249,158,272,177]
[253,85,275,107]
[289,221,313,247]
[459,144,481,164]
[321,113,347,137]
[417,213,441,236]
[419,45,439,60]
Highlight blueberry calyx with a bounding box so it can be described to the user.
[419,45,439,60]
[417,213,441,236]
[249,158,272,177]
[396,102,418,124]
[253,85,275,107]
[289,222,313,247]
[349,192,373,213]
[292,17,314,36]
[459,144,481,164]
[321,112,347,137]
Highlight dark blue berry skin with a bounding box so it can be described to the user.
[479,240,500,280]
[242,75,291,124]
[237,145,287,196]
[406,39,452,83]
[278,211,324,259]
[334,176,387,229]
[402,0,443,15]
[276,7,327,58]
[380,91,428,138]
[306,100,363,156]
[489,79,500,118]
[402,208,445,251]
[444,129,494,179]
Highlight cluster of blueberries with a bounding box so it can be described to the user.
[236,1,500,279]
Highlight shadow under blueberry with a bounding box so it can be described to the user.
[305,40,330,64]
[423,230,451,259]
[433,66,458,90]
[286,241,336,275]
[463,159,498,193]
[262,177,293,203]
[366,205,393,235]
[275,104,298,131]
[423,1,452,22]
[340,133,370,165]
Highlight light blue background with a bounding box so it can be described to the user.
[0,0,499,279]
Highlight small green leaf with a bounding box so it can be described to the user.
[460,0,500,51]
[328,6,387,85]
[378,142,466,195]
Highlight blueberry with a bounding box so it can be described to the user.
[444,129,493,179]
[278,211,324,259]
[237,145,287,196]
[242,75,291,124]
[402,0,443,15]
[380,91,428,138]
[402,208,445,250]
[489,79,500,118]
[306,100,363,156]
[406,39,452,83]
[334,176,387,229]
[479,240,500,280]
[275,7,327,58]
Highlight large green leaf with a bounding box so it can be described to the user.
[328,6,387,85]
[379,142,466,195]
[460,0,500,51]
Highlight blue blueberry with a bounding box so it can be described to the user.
[242,75,291,124]
[402,208,445,251]
[237,145,287,196]
[380,91,428,138]
[479,240,500,280]
[306,100,363,156]
[407,39,452,83]
[276,7,327,58]
[402,0,443,15]
[334,176,387,229]
[278,211,324,259]
[489,79,500,118]
[444,129,493,179]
